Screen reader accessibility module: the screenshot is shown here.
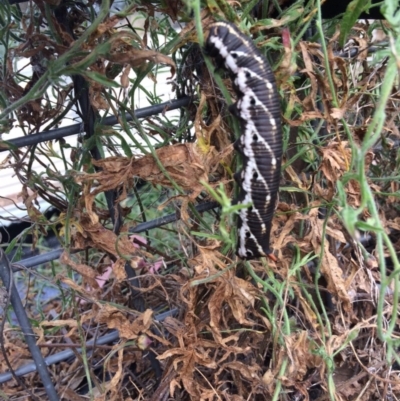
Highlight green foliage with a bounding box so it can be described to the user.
[1,0,400,399]
[339,0,372,47]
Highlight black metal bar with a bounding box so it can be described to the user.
[0,250,59,400]
[0,97,191,152]
[14,249,64,269]
[11,201,219,271]
[0,308,177,383]
[335,44,387,59]
[129,200,220,233]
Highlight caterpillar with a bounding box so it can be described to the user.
[205,21,282,260]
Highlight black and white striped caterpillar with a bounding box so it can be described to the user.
[205,21,282,260]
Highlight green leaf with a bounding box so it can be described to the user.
[336,180,347,205]
[280,186,310,194]
[381,0,400,32]
[333,329,360,356]
[341,206,360,238]
[356,220,384,233]
[253,3,303,29]
[242,0,262,20]
[0,139,17,151]
[83,71,120,88]
[339,0,371,48]
[205,0,223,18]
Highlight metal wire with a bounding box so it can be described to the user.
[0,3,195,395]
[14,249,64,269]
[0,308,177,384]
[0,92,201,395]
[129,200,219,234]
[0,97,191,152]
[11,200,219,271]
[7,0,30,4]
[0,250,59,400]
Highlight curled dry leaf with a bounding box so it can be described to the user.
[40,319,79,328]
[217,361,262,385]
[299,42,319,112]
[284,331,323,382]
[75,143,208,208]
[121,64,131,88]
[274,210,303,257]
[278,28,297,85]
[303,205,352,312]
[76,214,141,263]
[194,93,234,173]
[190,243,229,276]
[107,35,176,78]
[207,270,259,342]
[262,369,275,391]
[320,141,351,188]
[105,347,124,396]
[97,305,153,340]
[286,110,325,126]
[60,251,99,290]
[157,342,218,399]
[59,277,101,305]
[112,258,128,282]
[330,107,346,119]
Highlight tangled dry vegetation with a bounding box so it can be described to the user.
[1,0,400,400]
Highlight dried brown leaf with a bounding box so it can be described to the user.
[75,143,208,205]
[106,35,176,78]
[299,42,319,111]
[60,251,99,289]
[207,270,259,344]
[78,215,141,266]
[320,141,351,186]
[304,206,352,312]
[112,258,128,282]
[105,347,124,394]
[330,107,346,119]
[97,305,153,340]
